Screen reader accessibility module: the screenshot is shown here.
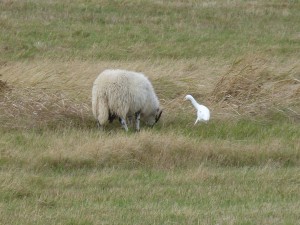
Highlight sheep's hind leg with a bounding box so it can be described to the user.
[97,120,104,131]
[135,111,141,132]
[119,117,129,132]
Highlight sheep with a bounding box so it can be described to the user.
[92,69,162,131]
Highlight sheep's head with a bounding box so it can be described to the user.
[145,108,162,126]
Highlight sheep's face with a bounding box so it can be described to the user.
[145,108,162,126]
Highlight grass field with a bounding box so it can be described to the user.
[1,0,300,224]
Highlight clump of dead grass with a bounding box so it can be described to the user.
[0,84,92,130]
[34,131,202,170]
[30,130,299,171]
[212,56,300,119]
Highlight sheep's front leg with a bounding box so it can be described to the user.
[119,117,129,132]
[135,111,141,132]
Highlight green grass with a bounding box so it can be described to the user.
[177,117,300,142]
[1,166,300,224]
[1,0,300,224]
[1,0,300,60]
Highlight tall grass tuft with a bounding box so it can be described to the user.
[212,55,300,120]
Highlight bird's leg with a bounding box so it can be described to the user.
[119,117,129,131]
[135,111,141,132]
[194,119,199,125]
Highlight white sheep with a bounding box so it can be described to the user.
[92,69,162,131]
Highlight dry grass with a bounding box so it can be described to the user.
[1,56,299,130]
[2,128,298,173]
[1,57,299,171]
[212,55,300,119]
[0,75,10,93]
[36,132,299,170]
[0,86,91,129]
[0,59,225,129]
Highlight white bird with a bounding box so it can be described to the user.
[184,94,210,125]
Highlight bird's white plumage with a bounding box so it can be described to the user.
[184,94,210,124]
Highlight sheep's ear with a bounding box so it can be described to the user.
[155,108,162,123]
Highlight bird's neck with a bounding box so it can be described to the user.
[189,97,199,108]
